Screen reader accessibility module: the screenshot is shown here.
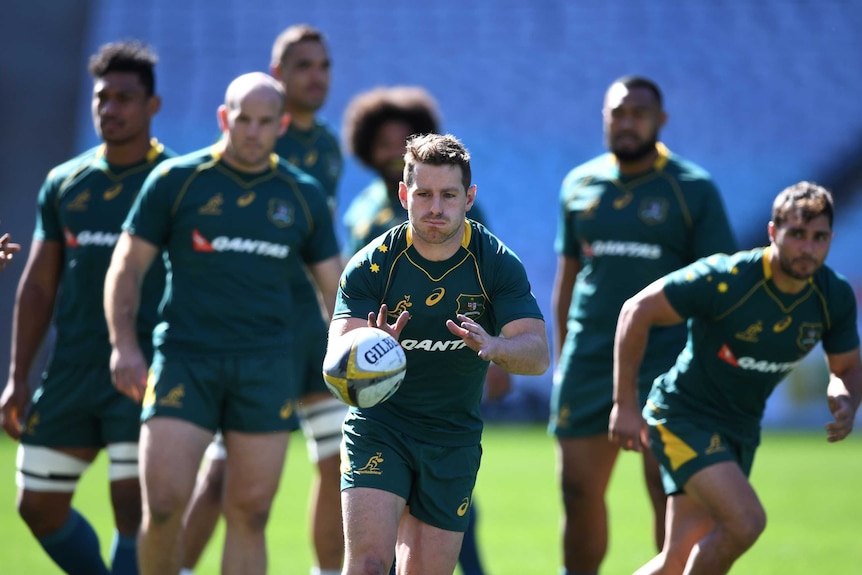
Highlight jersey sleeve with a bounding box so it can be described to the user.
[488,241,545,331]
[687,179,738,259]
[554,172,581,259]
[662,255,728,319]
[297,180,340,265]
[332,242,386,321]
[34,172,63,242]
[123,162,178,248]
[821,272,860,355]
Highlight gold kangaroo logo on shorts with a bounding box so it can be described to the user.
[735,320,762,343]
[556,404,571,429]
[388,296,412,319]
[158,384,185,408]
[773,316,792,333]
[24,412,39,435]
[425,288,445,306]
[457,497,471,517]
[279,400,294,420]
[705,433,725,455]
[355,452,385,475]
[103,184,123,200]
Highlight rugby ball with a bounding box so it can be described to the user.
[322,327,407,408]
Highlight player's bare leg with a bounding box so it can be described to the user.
[642,444,668,550]
[557,435,618,573]
[181,453,226,570]
[342,487,405,575]
[395,512,462,575]
[681,462,765,575]
[299,392,347,574]
[635,494,713,575]
[221,429,289,575]
[138,418,212,575]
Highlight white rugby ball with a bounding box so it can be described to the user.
[322,327,407,408]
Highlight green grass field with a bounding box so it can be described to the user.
[1,424,859,574]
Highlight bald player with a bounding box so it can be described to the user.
[104,72,343,575]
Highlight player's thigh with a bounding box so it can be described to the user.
[221,429,290,509]
[139,417,213,509]
[222,355,299,433]
[557,435,619,493]
[398,512,462,575]
[683,461,764,531]
[342,486,405,563]
[142,351,224,431]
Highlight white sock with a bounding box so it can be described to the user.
[311,568,341,575]
[179,570,194,575]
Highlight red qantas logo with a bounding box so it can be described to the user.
[717,343,738,366]
[192,229,214,252]
[64,227,79,247]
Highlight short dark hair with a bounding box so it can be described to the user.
[610,75,663,108]
[271,24,327,68]
[403,133,471,192]
[342,86,440,168]
[88,40,158,96]
[772,181,834,229]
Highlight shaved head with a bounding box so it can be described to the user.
[224,72,285,112]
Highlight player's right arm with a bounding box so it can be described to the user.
[823,347,862,443]
[104,232,159,403]
[610,278,684,451]
[1,239,63,439]
[551,254,580,363]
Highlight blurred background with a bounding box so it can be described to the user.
[3,0,861,425]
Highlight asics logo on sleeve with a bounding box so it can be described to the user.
[63,228,120,247]
[191,229,290,259]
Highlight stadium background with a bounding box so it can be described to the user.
[2,0,861,425]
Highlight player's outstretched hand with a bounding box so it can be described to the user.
[608,403,645,452]
[826,395,855,443]
[110,346,149,403]
[368,303,409,340]
[446,313,494,360]
[0,378,30,440]
[0,232,21,271]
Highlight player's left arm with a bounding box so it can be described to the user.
[446,315,549,376]
[823,347,862,443]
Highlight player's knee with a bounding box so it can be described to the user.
[299,397,348,463]
[729,507,766,551]
[145,484,191,525]
[224,497,272,532]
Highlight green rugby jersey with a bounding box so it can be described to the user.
[333,220,544,446]
[36,140,173,363]
[650,247,859,440]
[274,119,342,209]
[342,178,490,257]
[556,143,737,369]
[125,146,339,357]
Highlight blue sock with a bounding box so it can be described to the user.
[38,508,110,575]
[458,504,485,575]
[110,531,138,574]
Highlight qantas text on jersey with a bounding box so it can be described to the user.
[192,229,290,259]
